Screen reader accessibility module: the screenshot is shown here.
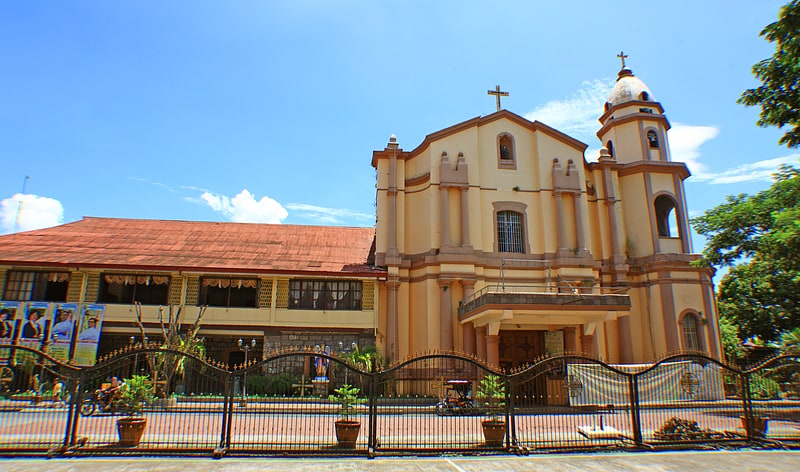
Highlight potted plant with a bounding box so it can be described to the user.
[477,374,506,447]
[329,383,365,448]
[115,375,154,447]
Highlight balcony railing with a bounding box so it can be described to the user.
[458,284,630,316]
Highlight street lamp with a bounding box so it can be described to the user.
[238,338,256,407]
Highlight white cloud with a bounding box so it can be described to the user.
[0,194,64,234]
[667,123,720,177]
[200,189,288,224]
[524,78,615,145]
[689,154,800,185]
[286,203,374,225]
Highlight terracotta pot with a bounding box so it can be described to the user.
[334,420,361,448]
[117,417,147,447]
[481,419,506,447]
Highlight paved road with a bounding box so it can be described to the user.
[2,451,800,472]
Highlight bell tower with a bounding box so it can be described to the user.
[596,56,691,257]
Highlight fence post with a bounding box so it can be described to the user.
[218,372,234,451]
[63,369,87,450]
[505,372,514,449]
[367,362,377,453]
[628,373,643,447]
[741,372,753,442]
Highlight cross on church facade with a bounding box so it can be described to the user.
[487,85,509,112]
[617,50,628,69]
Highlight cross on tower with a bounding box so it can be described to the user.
[487,85,509,112]
[617,50,629,69]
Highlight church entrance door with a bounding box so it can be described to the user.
[499,330,548,405]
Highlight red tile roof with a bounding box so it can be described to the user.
[0,217,384,277]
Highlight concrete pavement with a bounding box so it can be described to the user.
[1,451,800,472]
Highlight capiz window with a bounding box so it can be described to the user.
[98,274,170,305]
[289,280,362,310]
[3,271,70,302]
[200,277,258,307]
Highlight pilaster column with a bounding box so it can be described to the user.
[460,187,470,247]
[563,326,577,352]
[486,335,500,368]
[476,326,487,359]
[554,191,567,250]
[573,192,585,250]
[618,317,633,363]
[386,278,400,363]
[388,142,398,257]
[580,332,594,355]
[438,280,453,350]
[440,186,450,247]
[460,280,476,354]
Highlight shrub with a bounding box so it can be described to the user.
[749,374,780,399]
[246,373,294,396]
[654,416,715,440]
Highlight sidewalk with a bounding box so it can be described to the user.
[2,451,800,472]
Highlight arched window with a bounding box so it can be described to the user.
[606,140,614,158]
[640,91,650,101]
[681,313,701,351]
[654,195,679,237]
[497,210,524,253]
[647,130,659,148]
[497,134,515,168]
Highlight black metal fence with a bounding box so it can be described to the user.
[1,344,798,457]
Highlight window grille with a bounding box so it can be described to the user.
[497,211,524,253]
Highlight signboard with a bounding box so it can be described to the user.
[0,301,21,363]
[16,302,50,364]
[49,303,78,362]
[73,304,105,366]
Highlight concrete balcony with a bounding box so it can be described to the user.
[458,284,631,327]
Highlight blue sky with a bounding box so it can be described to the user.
[1,1,798,257]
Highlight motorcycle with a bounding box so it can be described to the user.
[79,388,119,416]
[434,379,477,416]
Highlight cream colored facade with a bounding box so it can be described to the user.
[372,67,720,368]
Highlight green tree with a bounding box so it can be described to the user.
[691,165,800,342]
[718,315,746,363]
[738,0,800,148]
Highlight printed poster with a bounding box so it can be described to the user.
[0,301,21,363]
[73,304,104,366]
[16,302,51,364]
[49,303,78,362]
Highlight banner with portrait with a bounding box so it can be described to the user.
[48,303,78,362]
[73,304,105,366]
[16,302,51,364]
[0,301,21,363]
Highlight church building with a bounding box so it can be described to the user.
[372,64,720,368]
[0,62,720,367]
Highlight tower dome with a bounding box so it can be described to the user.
[606,68,655,107]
